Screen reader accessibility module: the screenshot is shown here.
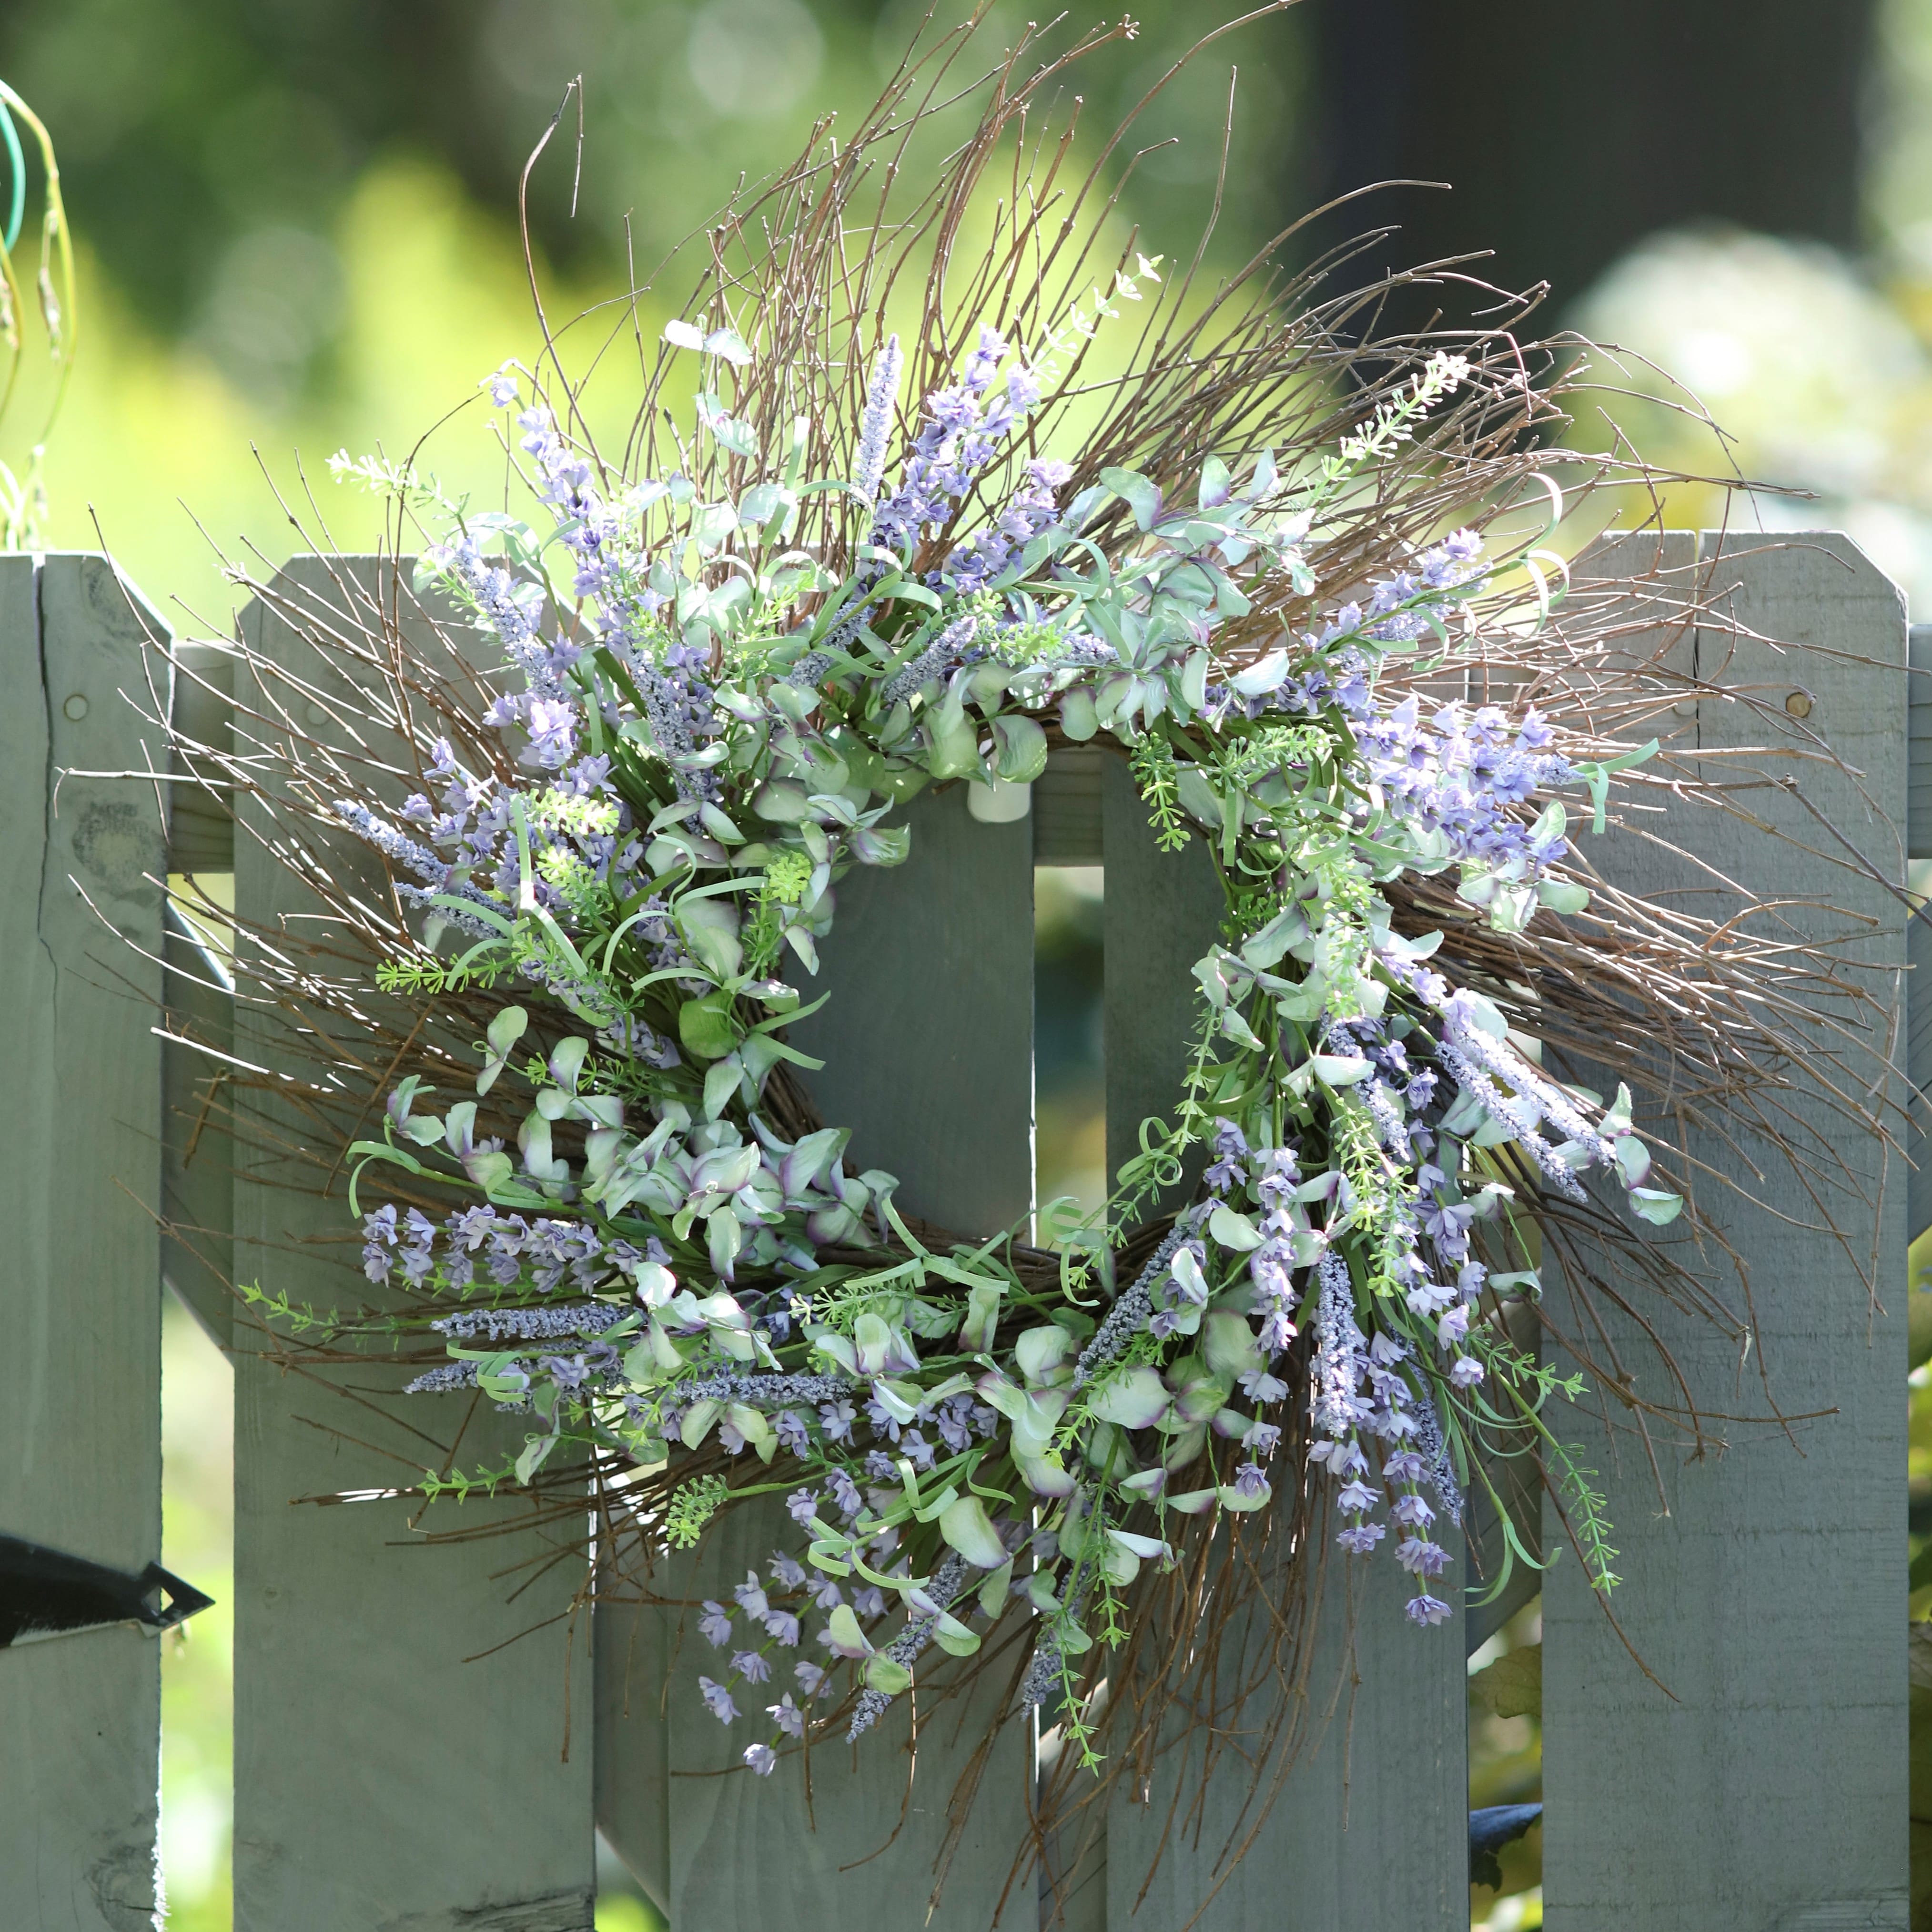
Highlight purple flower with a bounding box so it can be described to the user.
[731,1649,772,1685]
[1336,1522,1386,1555]
[699,1601,733,1647]
[785,1488,820,1526]
[698,1676,739,1724]
[743,1742,777,1775]
[1450,1355,1486,1388]
[768,1692,805,1738]
[768,1550,806,1589]
[732,1572,769,1620]
[525,697,579,770]
[807,1576,843,1610]
[762,1610,800,1648]
[447,1205,497,1252]
[795,1660,827,1696]
[1405,1593,1452,1627]
[361,1204,398,1283]
[1396,1538,1450,1578]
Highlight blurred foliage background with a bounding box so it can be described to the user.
[6,0,1926,1923]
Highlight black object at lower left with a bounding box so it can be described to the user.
[0,1531,214,1646]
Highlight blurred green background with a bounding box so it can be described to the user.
[10,0,1930,1924]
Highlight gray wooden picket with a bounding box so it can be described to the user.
[597,784,1037,1929]
[1095,750,1467,1932]
[0,554,171,1931]
[227,559,594,1930]
[1545,531,1909,1930]
[0,536,1914,1928]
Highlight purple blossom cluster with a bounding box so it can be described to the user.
[869,325,1064,587]
[398,734,639,907]
[1305,1254,1452,1625]
[1356,697,1574,875]
[366,1201,663,1299]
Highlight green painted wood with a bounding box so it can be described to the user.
[1102,749,1224,1215]
[792,782,1036,1236]
[1909,624,1932,859]
[1911,901,1932,1246]
[1036,746,1106,865]
[161,638,238,1345]
[665,1495,1032,1932]
[160,899,236,1348]
[1100,722,1466,1929]
[229,557,595,1931]
[0,554,170,1929]
[599,783,1038,1929]
[1909,624,1932,1244]
[1542,533,1908,1929]
[594,1551,673,1916]
[1104,1538,1467,1932]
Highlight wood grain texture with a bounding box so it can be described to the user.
[0,555,169,1929]
[1102,749,1224,1215]
[1098,777,1465,1929]
[1909,624,1932,860]
[1543,533,1909,1929]
[1105,1541,1467,1932]
[229,558,594,1932]
[603,779,1037,1929]
[1035,746,1106,865]
[162,638,238,1342]
[791,781,1035,1237]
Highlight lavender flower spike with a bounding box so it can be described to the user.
[853,334,903,511]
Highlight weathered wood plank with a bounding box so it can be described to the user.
[1102,749,1224,1215]
[1911,903,1932,1246]
[1098,746,1466,1930]
[229,557,595,1931]
[608,782,1036,1929]
[1542,532,1908,1929]
[160,638,238,1344]
[0,554,170,1929]
[1101,716,1471,1929]
[1908,623,1932,859]
[1104,1536,1466,1932]
[793,781,1036,1236]
[1036,745,1106,866]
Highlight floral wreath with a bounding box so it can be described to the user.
[171,15,1852,1876]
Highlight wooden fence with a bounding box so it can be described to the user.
[0,537,1910,1930]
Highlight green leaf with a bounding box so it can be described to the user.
[678,989,738,1060]
[1469,1641,1542,1721]
[1099,465,1162,530]
[1629,1187,1683,1225]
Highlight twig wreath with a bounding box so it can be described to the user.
[156,5,1886,1902]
